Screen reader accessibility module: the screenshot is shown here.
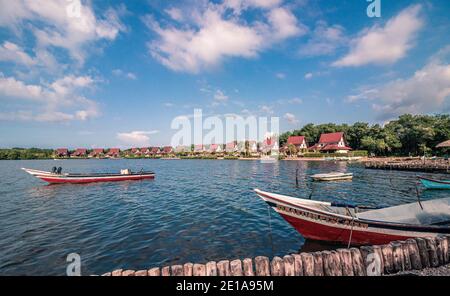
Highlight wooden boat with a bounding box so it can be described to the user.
[418,176,450,190]
[254,189,450,245]
[310,172,353,181]
[22,168,155,184]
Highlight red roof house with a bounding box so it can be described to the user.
[209,144,223,153]
[72,148,87,157]
[309,132,351,153]
[140,147,150,155]
[131,148,141,155]
[225,142,237,153]
[55,148,68,157]
[89,148,104,157]
[150,147,160,155]
[107,148,120,158]
[287,136,308,149]
[162,146,173,154]
[194,144,204,152]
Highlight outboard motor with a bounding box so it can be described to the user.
[52,167,57,174]
[57,167,62,174]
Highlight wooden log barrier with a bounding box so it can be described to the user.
[217,260,230,276]
[337,249,354,276]
[300,253,315,276]
[425,237,439,267]
[415,238,431,268]
[350,248,365,276]
[171,265,183,276]
[283,255,295,276]
[292,254,303,276]
[312,252,324,276]
[193,264,206,276]
[270,256,284,276]
[391,243,405,273]
[242,258,254,276]
[183,263,193,276]
[205,261,217,276]
[254,256,270,276]
[230,259,243,276]
[102,237,450,276]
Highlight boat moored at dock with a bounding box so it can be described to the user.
[418,176,450,190]
[310,172,353,181]
[22,168,155,184]
[254,189,450,245]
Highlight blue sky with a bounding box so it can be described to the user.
[0,0,449,148]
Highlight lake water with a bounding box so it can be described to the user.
[0,159,448,275]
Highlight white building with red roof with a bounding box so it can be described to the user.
[55,148,68,157]
[72,148,87,157]
[287,136,308,150]
[309,132,351,153]
[89,148,104,158]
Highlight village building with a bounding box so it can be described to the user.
[249,141,258,154]
[150,147,160,155]
[55,148,68,157]
[309,132,352,154]
[225,142,237,154]
[209,144,223,153]
[140,148,150,156]
[89,148,104,158]
[194,144,204,153]
[107,148,121,158]
[162,146,173,155]
[72,148,87,157]
[175,146,189,153]
[287,136,308,151]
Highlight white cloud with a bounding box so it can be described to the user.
[289,97,303,104]
[0,41,37,66]
[284,112,299,124]
[275,72,286,79]
[304,72,313,79]
[347,61,450,119]
[144,2,306,73]
[0,0,126,64]
[165,7,184,22]
[164,102,174,107]
[214,89,229,102]
[333,5,423,67]
[0,73,99,122]
[299,21,346,57]
[112,69,137,80]
[117,130,160,146]
[260,105,273,114]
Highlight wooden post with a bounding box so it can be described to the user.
[270,256,285,276]
[438,236,449,264]
[312,252,324,276]
[217,260,231,276]
[230,260,243,276]
[337,249,354,276]
[206,261,217,276]
[381,244,394,274]
[391,242,405,273]
[292,254,303,276]
[161,266,171,276]
[148,267,160,276]
[401,242,412,271]
[406,239,422,270]
[350,248,365,276]
[415,238,430,268]
[300,253,315,276]
[254,256,270,276]
[122,270,135,276]
[435,237,445,266]
[323,251,342,276]
[135,270,148,276]
[111,269,123,276]
[193,264,206,276]
[242,258,254,276]
[283,255,295,276]
[425,237,439,267]
[360,246,382,276]
[171,265,184,276]
[183,263,193,276]
[373,246,385,274]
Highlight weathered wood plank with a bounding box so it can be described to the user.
[171,265,184,276]
[193,264,206,276]
[148,267,160,276]
[161,266,170,276]
[337,249,354,276]
[300,253,315,276]
[206,261,217,276]
[254,256,270,276]
[381,244,394,274]
[111,269,123,276]
[242,258,254,276]
[312,252,324,276]
[270,256,285,276]
[292,254,303,276]
[406,239,422,270]
[183,263,193,276]
[230,260,243,276]
[425,237,439,267]
[391,242,405,273]
[134,270,148,276]
[217,260,231,276]
[283,255,295,276]
[415,238,430,268]
[401,242,412,271]
[350,248,365,276]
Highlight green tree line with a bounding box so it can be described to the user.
[0,148,54,160]
[280,114,450,156]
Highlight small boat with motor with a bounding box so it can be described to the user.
[310,172,353,181]
[254,189,450,245]
[418,176,450,190]
[22,167,155,184]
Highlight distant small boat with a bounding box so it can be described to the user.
[311,172,353,181]
[254,189,450,245]
[22,168,155,184]
[418,176,450,190]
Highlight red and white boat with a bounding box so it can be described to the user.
[22,168,155,184]
[254,189,450,246]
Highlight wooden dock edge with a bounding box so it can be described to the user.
[100,235,450,276]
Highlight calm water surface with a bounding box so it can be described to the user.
[0,159,448,275]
